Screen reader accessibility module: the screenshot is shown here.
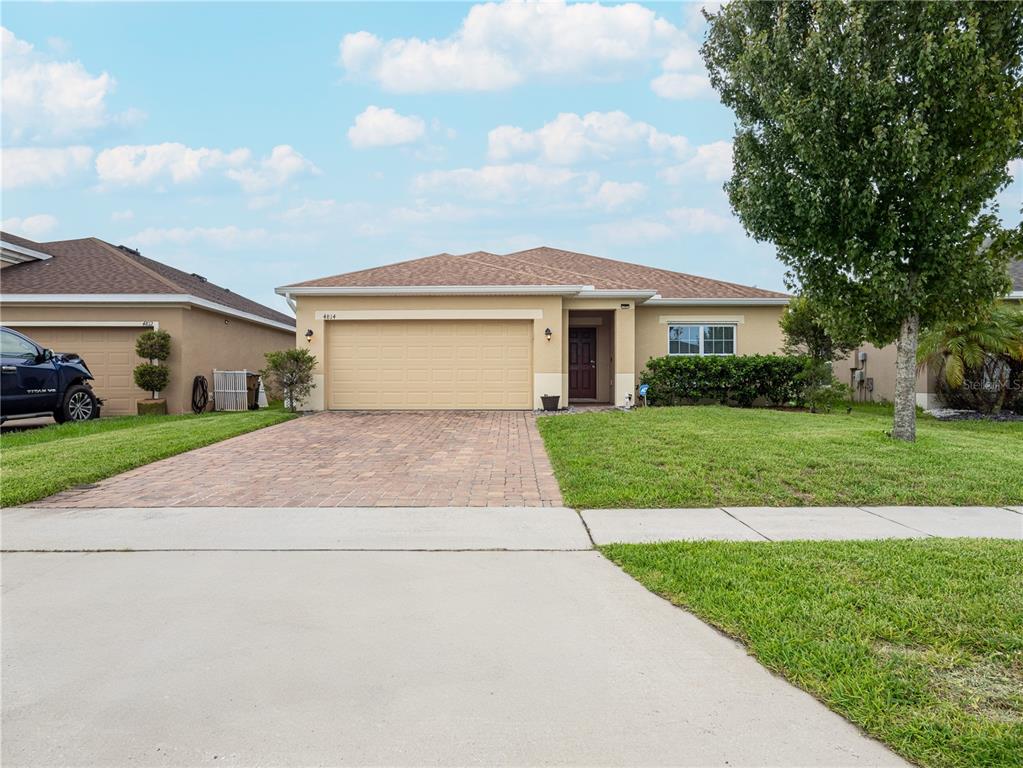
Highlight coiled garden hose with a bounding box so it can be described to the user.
[191,375,209,414]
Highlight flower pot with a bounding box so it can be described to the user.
[541,394,560,411]
[137,398,167,416]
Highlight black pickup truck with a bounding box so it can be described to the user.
[0,326,102,424]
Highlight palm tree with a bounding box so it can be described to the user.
[918,303,1023,412]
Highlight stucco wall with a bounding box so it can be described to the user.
[181,307,295,411]
[834,342,938,407]
[0,302,294,414]
[634,305,787,376]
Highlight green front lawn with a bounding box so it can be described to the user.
[537,405,1023,507]
[602,539,1023,768]
[0,408,296,507]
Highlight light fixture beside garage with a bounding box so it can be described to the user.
[305,329,314,342]
[544,327,553,341]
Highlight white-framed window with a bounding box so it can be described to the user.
[668,324,736,356]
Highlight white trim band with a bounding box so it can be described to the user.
[0,293,295,332]
[1,240,53,264]
[280,284,591,297]
[2,320,159,330]
[315,309,543,321]
[645,297,789,306]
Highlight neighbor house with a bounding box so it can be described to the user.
[0,233,296,415]
[835,258,1023,407]
[277,247,790,410]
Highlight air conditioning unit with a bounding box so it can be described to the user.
[213,369,261,411]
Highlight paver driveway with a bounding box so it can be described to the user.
[31,411,563,508]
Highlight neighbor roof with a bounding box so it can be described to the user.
[281,246,790,301]
[1,232,54,253]
[1010,260,1022,293]
[0,233,295,327]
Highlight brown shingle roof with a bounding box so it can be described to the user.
[0,233,294,326]
[283,246,789,300]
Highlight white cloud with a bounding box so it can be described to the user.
[589,180,647,211]
[1,145,93,188]
[666,206,732,233]
[96,143,250,185]
[1,213,58,238]
[225,145,320,194]
[129,225,272,250]
[660,140,733,183]
[279,198,336,221]
[46,36,72,55]
[338,0,699,94]
[95,143,318,194]
[488,111,689,164]
[412,162,594,202]
[111,209,134,222]
[593,206,735,244]
[1,26,139,142]
[348,106,426,149]
[651,72,713,100]
[594,218,675,244]
[412,160,647,213]
[389,201,483,223]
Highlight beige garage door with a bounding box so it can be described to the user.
[25,327,146,416]
[327,320,532,409]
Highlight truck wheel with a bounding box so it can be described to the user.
[54,385,98,423]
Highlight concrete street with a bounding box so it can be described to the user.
[0,505,910,767]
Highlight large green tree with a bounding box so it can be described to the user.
[702,1,1022,439]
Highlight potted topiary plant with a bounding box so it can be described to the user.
[134,329,172,415]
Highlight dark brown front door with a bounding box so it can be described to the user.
[569,327,597,399]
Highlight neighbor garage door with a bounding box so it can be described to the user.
[326,320,532,409]
[25,327,146,416]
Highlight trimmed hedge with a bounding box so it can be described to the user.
[640,354,809,407]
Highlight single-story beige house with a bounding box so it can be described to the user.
[1,232,295,415]
[277,246,791,410]
[835,259,1023,406]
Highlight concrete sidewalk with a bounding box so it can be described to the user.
[1,506,591,551]
[3,505,1020,552]
[582,505,1023,544]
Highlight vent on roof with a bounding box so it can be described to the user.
[190,272,208,283]
[118,245,141,256]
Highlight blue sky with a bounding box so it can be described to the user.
[2,1,1020,313]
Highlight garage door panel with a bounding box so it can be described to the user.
[22,326,146,416]
[327,319,532,410]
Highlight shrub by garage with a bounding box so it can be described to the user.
[641,355,810,407]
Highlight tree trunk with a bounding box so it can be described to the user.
[892,314,919,441]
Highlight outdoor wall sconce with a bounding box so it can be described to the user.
[544,327,553,341]
[305,329,314,342]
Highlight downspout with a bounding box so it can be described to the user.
[283,291,297,314]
